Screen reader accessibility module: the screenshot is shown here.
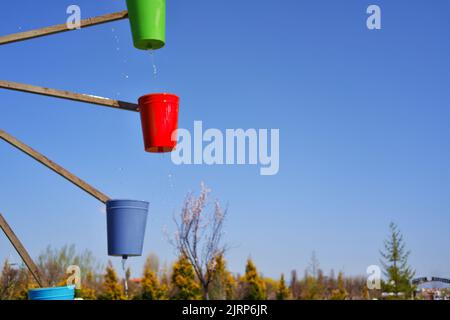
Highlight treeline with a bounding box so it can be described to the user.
[0,184,417,300]
[0,246,370,300]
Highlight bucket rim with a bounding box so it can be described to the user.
[109,253,142,257]
[138,93,179,104]
[29,285,75,292]
[106,199,149,204]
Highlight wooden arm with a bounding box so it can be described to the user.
[0,129,110,204]
[0,10,129,46]
[0,80,139,112]
[0,213,47,288]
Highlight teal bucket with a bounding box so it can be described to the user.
[28,285,75,300]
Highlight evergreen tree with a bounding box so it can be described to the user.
[159,264,170,300]
[98,262,125,300]
[380,222,415,299]
[139,261,163,300]
[224,272,237,300]
[209,254,236,300]
[300,272,320,300]
[0,261,35,300]
[316,269,326,298]
[301,252,325,300]
[326,269,337,299]
[171,255,201,300]
[77,271,97,300]
[330,272,348,300]
[289,270,300,299]
[362,284,370,300]
[242,259,266,300]
[276,274,291,300]
[0,260,18,300]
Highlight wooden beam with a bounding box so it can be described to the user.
[0,213,47,288]
[0,80,139,112]
[0,10,129,46]
[0,129,111,204]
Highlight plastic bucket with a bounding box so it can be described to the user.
[126,0,166,50]
[28,286,75,300]
[138,93,179,153]
[106,199,149,257]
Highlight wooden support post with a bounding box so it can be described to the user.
[0,129,110,204]
[0,80,139,112]
[0,10,129,46]
[0,213,47,288]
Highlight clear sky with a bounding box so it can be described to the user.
[1,0,450,280]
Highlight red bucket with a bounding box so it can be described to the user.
[138,93,179,153]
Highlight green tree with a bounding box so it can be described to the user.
[139,255,164,300]
[171,255,201,300]
[0,260,19,300]
[276,274,291,300]
[362,284,370,300]
[380,222,415,299]
[0,261,36,300]
[159,264,170,300]
[330,272,348,300]
[76,270,98,300]
[209,255,236,300]
[316,269,326,298]
[242,259,266,300]
[300,272,320,300]
[37,245,100,288]
[98,262,125,300]
[300,252,326,300]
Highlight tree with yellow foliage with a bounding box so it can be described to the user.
[276,274,291,300]
[138,255,165,300]
[209,254,236,300]
[77,271,98,300]
[171,255,201,300]
[330,272,348,300]
[98,262,125,300]
[242,259,266,300]
[0,260,29,300]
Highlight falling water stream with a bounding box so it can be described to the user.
[107,39,176,284]
[122,257,128,298]
[149,49,158,79]
[148,49,160,94]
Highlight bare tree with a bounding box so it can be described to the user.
[37,244,101,286]
[308,251,320,278]
[0,260,19,300]
[171,183,228,300]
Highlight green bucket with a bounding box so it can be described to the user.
[126,0,166,50]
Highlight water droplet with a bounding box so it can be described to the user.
[149,50,158,78]
[168,173,175,190]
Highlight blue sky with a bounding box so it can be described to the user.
[1,0,450,280]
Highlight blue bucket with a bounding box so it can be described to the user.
[106,199,149,257]
[28,285,75,300]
